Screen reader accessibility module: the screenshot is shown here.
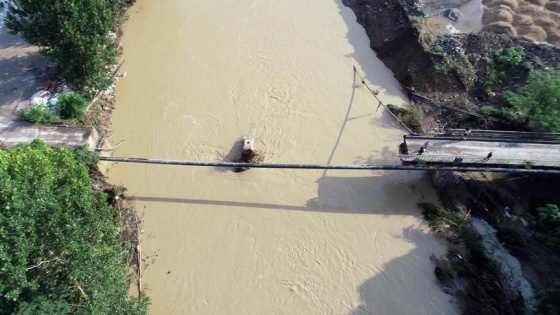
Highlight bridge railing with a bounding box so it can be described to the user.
[444,129,560,142]
[399,154,560,167]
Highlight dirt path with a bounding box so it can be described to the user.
[0,27,48,119]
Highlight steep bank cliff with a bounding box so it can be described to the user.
[343,0,560,104]
[342,0,465,93]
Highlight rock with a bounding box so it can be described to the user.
[444,8,463,21]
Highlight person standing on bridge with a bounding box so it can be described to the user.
[418,146,425,155]
[483,152,493,162]
[463,127,472,140]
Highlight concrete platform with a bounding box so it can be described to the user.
[0,116,98,148]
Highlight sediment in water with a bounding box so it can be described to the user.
[107,1,459,313]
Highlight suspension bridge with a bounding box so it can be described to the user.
[99,129,560,174]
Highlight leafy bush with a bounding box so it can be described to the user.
[435,58,453,74]
[484,46,526,92]
[0,140,148,314]
[57,93,87,119]
[20,105,60,124]
[494,46,525,68]
[431,45,444,54]
[479,106,498,116]
[418,201,464,234]
[73,146,99,166]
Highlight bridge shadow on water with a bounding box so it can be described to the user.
[131,173,450,313]
[131,171,426,216]
[129,5,449,309]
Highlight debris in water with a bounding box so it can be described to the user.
[234,135,264,172]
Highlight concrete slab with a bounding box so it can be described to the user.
[0,116,97,148]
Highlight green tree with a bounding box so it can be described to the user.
[0,140,148,314]
[502,70,560,132]
[5,0,129,94]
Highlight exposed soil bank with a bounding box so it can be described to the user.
[342,0,464,93]
[342,0,560,102]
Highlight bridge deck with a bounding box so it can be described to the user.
[400,130,560,168]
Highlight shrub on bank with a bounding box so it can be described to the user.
[58,93,87,119]
[20,92,88,123]
[387,103,424,133]
[419,202,526,314]
[484,46,527,92]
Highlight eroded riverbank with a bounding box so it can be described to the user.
[108,0,457,313]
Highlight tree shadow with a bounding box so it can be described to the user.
[348,225,456,315]
[353,145,400,165]
[0,116,33,133]
[0,28,49,116]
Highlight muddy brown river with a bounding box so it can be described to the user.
[108,0,457,313]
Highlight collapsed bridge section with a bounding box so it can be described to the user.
[399,129,560,169]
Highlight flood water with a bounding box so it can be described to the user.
[108,0,457,314]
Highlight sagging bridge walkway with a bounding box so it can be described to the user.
[100,129,560,174]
